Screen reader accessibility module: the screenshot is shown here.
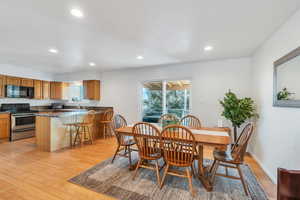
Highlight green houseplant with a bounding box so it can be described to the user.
[219,90,258,142]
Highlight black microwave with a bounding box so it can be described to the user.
[5,85,34,98]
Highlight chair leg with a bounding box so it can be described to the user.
[155,160,161,187]
[103,124,106,139]
[111,144,120,163]
[73,127,79,146]
[210,160,220,184]
[128,146,132,167]
[160,163,170,189]
[132,159,142,180]
[186,168,195,197]
[87,126,93,144]
[191,163,196,177]
[237,164,249,196]
[209,160,216,173]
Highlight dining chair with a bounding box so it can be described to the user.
[132,122,163,187]
[111,114,136,167]
[277,168,300,200]
[160,125,197,196]
[73,110,96,146]
[180,115,202,129]
[158,113,179,124]
[99,109,114,139]
[210,123,254,196]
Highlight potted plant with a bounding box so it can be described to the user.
[219,90,258,142]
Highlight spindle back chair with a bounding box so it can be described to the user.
[160,125,196,196]
[132,122,162,186]
[180,115,202,129]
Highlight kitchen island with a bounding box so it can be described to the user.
[35,107,113,152]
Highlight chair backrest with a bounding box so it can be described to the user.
[82,110,96,125]
[101,110,114,122]
[180,115,201,129]
[158,114,179,124]
[112,114,128,145]
[161,125,196,166]
[133,122,162,159]
[231,123,254,162]
[277,168,300,200]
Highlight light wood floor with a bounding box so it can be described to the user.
[0,138,276,200]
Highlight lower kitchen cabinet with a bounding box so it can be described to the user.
[0,113,10,139]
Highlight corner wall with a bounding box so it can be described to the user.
[249,9,300,182]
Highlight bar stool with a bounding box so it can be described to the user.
[63,113,80,148]
[73,111,96,146]
[99,110,114,139]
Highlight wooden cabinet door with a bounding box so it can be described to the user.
[83,80,100,100]
[34,80,42,99]
[42,81,50,99]
[21,78,34,87]
[6,76,21,86]
[50,82,63,99]
[0,75,5,98]
[0,113,10,139]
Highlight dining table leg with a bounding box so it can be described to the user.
[196,144,213,191]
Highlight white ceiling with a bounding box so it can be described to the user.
[0,0,300,74]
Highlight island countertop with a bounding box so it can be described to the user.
[35,110,106,118]
[35,107,113,152]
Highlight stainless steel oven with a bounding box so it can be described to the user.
[1,103,36,141]
[11,114,36,141]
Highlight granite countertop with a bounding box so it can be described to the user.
[0,111,10,114]
[35,110,105,118]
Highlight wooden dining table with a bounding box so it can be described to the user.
[115,124,231,192]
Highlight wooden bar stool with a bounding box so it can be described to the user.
[99,110,114,139]
[73,111,96,146]
[63,113,80,148]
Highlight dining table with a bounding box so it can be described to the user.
[115,124,231,192]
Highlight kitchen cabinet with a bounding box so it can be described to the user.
[50,82,69,100]
[21,78,34,87]
[0,75,5,98]
[34,80,42,99]
[42,81,51,99]
[6,76,21,86]
[83,80,100,100]
[0,113,10,139]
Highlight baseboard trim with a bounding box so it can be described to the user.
[247,152,277,184]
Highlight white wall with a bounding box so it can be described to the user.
[56,58,252,126]
[0,64,60,106]
[250,9,300,182]
[57,58,251,127]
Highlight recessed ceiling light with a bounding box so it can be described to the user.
[70,8,84,18]
[89,62,96,67]
[136,55,144,60]
[204,45,213,51]
[48,48,58,54]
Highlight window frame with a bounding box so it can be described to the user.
[139,78,193,121]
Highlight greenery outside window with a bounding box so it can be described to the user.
[142,80,191,123]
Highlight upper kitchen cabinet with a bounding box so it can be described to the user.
[21,78,34,87]
[0,75,5,98]
[6,76,21,86]
[83,80,101,100]
[34,80,42,99]
[42,81,51,99]
[50,82,69,100]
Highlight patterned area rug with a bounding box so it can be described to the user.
[69,152,268,200]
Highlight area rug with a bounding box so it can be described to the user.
[69,152,268,200]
